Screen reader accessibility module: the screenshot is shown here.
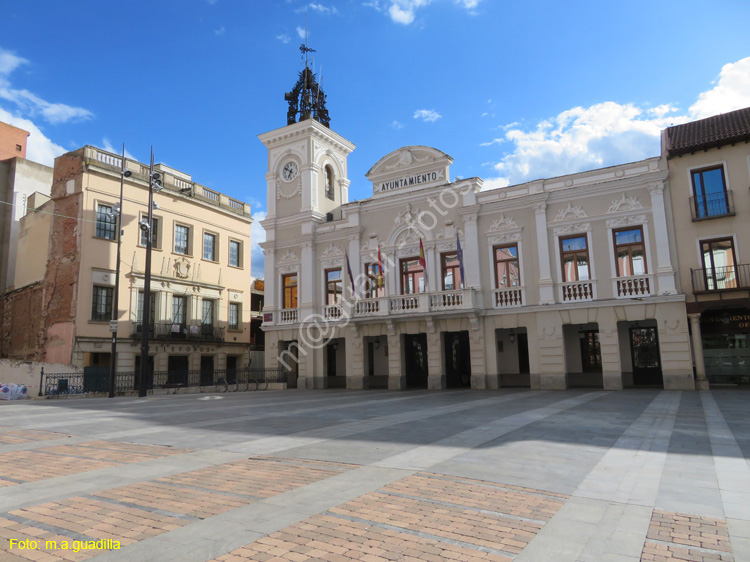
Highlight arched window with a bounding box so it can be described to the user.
[325,165,335,200]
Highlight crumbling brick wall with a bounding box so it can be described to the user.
[1,282,45,360]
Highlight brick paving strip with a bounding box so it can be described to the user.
[0,456,362,561]
[0,429,73,445]
[0,441,191,486]
[206,470,568,562]
[641,509,734,562]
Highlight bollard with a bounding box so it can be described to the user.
[38,367,44,397]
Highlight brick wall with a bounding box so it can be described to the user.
[0,122,29,161]
[1,282,45,361]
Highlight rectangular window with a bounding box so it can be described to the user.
[441,252,461,291]
[365,263,385,299]
[400,258,424,295]
[614,227,646,276]
[701,238,737,290]
[139,216,159,248]
[282,274,298,309]
[175,224,190,255]
[137,291,156,331]
[326,269,343,305]
[229,240,241,267]
[202,299,214,326]
[692,165,729,218]
[203,232,216,261]
[560,235,590,282]
[172,295,187,325]
[228,303,240,330]
[91,286,113,321]
[95,204,117,240]
[494,244,520,288]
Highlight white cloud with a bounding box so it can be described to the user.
[213,26,226,36]
[100,138,135,160]
[308,3,338,14]
[689,57,750,119]
[481,57,750,187]
[0,50,27,75]
[374,0,479,24]
[0,47,93,125]
[0,107,65,166]
[250,210,267,278]
[391,120,404,129]
[276,34,291,44]
[413,108,441,122]
[296,26,306,39]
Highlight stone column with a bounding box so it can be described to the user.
[426,329,445,389]
[346,328,365,389]
[536,311,566,389]
[387,331,404,389]
[534,201,555,304]
[300,241,314,321]
[688,313,709,390]
[468,324,486,389]
[648,183,677,295]
[463,213,481,288]
[598,310,623,390]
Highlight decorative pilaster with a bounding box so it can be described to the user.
[648,183,677,295]
[463,213,481,288]
[264,248,276,314]
[426,330,444,389]
[688,313,709,390]
[387,333,404,389]
[300,241,314,320]
[533,201,555,304]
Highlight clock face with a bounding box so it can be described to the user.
[281,161,298,182]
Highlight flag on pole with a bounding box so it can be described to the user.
[456,233,465,289]
[377,245,385,289]
[345,250,355,294]
[419,238,429,291]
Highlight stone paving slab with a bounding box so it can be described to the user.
[1,389,749,562]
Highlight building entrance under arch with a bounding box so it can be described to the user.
[404,334,428,388]
[444,331,471,388]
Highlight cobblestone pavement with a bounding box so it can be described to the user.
[0,389,748,562]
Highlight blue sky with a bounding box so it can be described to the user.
[2,0,749,278]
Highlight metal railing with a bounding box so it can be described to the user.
[130,322,225,341]
[691,264,750,292]
[690,190,735,220]
[41,368,292,396]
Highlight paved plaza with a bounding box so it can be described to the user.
[0,389,749,562]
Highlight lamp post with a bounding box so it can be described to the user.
[138,148,161,398]
[108,144,131,398]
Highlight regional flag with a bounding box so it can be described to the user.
[456,233,465,289]
[377,245,384,288]
[345,250,355,294]
[419,238,429,291]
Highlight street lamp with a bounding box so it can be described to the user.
[108,144,131,398]
[138,148,160,398]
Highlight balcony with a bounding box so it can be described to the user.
[130,322,224,341]
[279,308,298,324]
[614,275,652,298]
[690,190,735,221]
[492,287,525,308]
[691,264,750,293]
[559,280,595,302]
[323,304,344,320]
[353,289,480,319]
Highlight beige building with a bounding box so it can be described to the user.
[663,107,750,387]
[3,146,254,382]
[260,74,695,390]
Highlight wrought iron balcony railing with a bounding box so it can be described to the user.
[690,190,735,221]
[691,264,750,293]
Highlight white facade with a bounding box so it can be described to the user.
[260,119,694,390]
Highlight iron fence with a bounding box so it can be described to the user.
[41,368,296,397]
